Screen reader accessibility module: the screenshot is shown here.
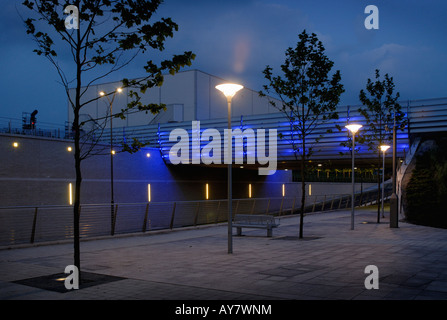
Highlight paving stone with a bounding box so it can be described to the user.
[1,208,447,301]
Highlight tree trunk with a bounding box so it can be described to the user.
[72,97,82,282]
[299,137,306,239]
[377,114,382,223]
[73,132,82,282]
[300,168,305,239]
[73,16,82,282]
[377,152,381,223]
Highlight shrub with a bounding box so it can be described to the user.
[405,139,447,228]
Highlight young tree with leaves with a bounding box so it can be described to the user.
[260,30,344,238]
[358,69,404,223]
[22,0,195,280]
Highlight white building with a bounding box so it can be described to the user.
[68,69,281,128]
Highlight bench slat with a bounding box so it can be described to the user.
[233,214,279,237]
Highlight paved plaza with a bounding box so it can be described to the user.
[1,206,447,302]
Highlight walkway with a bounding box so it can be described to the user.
[1,207,447,301]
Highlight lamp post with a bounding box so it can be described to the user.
[345,124,362,230]
[390,113,399,228]
[216,83,244,254]
[380,145,390,219]
[99,87,122,234]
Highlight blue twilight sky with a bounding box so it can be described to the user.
[0,0,446,126]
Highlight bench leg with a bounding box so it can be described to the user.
[267,228,272,237]
[237,227,242,236]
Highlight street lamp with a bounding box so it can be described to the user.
[216,83,244,254]
[345,124,362,230]
[390,113,399,228]
[99,87,122,234]
[380,145,390,219]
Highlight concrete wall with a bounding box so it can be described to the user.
[1,135,75,206]
[0,134,291,207]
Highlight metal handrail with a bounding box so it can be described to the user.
[0,191,386,247]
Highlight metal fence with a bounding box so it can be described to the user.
[0,187,389,247]
[0,116,66,139]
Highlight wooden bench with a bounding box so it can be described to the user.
[233,214,279,237]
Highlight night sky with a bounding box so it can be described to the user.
[1,0,446,125]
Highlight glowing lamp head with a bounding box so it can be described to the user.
[99,91,105,96]
[116,87,123,93]
[345,124,363,134]
[215,83,244,99]
[380,145,391,152]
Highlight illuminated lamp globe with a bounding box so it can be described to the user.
[215,84,244,99]
[345,124,363,134]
